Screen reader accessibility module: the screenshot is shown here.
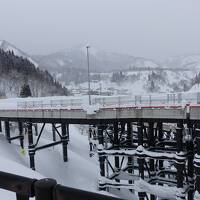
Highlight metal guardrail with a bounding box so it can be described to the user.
[16,92,200,109]
[0,171,121,200]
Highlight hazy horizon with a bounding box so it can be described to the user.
[0,0,200,59]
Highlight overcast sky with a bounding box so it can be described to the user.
[0,0,200,59]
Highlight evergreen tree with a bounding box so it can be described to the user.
[0,48,69,97]
[20,84,32,98]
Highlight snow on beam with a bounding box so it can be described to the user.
[98,146,187,161]
[98,177,178,200]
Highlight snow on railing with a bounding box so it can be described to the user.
[15,91,200,110]
[92,91,200,108]
[17,98,83,109]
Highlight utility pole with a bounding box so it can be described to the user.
[86,46,91,105]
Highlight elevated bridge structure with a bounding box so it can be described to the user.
[0,92,200,200]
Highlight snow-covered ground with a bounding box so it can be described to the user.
[67,69,197,96]
[0,124,108,199]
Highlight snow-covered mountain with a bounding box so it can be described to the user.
[33,46,161,86]
[33,46,160,73]
[32,46,200,94]
[160,54,200,70]
[1,40,200,95]
[70,68,197,95]
[0,48,69,97]
[0,40,38,68]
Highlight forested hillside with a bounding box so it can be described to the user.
[0,49,69,97]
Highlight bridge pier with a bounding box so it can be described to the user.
[89,126,93,153]
[176,123,185,200]
[61,123,68,162]
[98,125,105,177]
[5,121,11,143]
[0,120,2,132]
[137,121,146,200]
[127,122,134,191]
[194,129,200,199]
[18,122,24,149]
[27,122,35,170]
[187,121,194,200]
[34,124,38,136]
[113,122,120,177]
[52,123,56,142]
[148,122,156,200]
[157,122,164,175]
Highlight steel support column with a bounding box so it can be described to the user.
[61,123,68,162]
[176,123,185,200]
[18,122,24,149]
[113,122,120,172]
[34,124,38,136]
[98,125,105,177]
[149,122,156,200]
[89,126,93,152]
[5,121,11,143]
[52,124,56,142]
[158,122,164,172]
[0,120,2,132]
[187,122,194,200]
[138,121,145,200]
[194,129,200,198]
[27,123,35,170]
[127,122,133,187]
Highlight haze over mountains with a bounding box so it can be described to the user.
[1,40,200,96]
[33,45,160,73]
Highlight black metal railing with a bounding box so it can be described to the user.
[0,171,121,200]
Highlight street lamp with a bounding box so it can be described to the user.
[86,46,91,105]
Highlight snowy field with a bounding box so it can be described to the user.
[0,124,108,199]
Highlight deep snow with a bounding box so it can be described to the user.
[0,124,105,199]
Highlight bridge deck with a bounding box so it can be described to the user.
[0,92,200,123]
[0,105,199,123]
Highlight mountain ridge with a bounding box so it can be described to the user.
[0,40,39,68]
